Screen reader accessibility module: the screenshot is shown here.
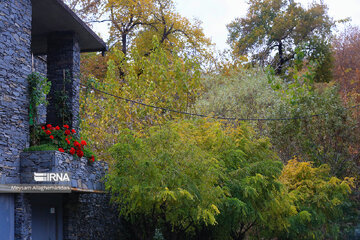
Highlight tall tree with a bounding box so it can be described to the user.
[333,25,360,104]
[107,119,287,239]
[80,41,202,159]
[227,0,333,74]
[64,0,211,58]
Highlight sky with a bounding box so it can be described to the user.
[93,0,360,51]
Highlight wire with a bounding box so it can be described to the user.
[80,83,360,121]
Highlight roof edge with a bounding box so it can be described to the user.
[54,0,108,52]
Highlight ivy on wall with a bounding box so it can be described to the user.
[27,72,51,144]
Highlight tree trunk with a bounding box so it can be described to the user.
[119,33,127,78]
[277,41,284,75]
[121,33,127,56]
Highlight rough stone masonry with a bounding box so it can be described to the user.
[0,0,32,184]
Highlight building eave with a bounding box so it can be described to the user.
[31,0,107,55]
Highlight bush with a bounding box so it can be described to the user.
[107,119,286,239]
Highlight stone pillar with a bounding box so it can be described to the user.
[46,32,80,131]
[0,0,32,184]
[15,193,32,240]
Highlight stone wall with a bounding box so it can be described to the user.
[63,193,121,240]
[0,0,32,184]
[15,193,32,240]
[46,32,81,131]
[33,55,47,76]
[33,55,47,125]
[20,151,107,191]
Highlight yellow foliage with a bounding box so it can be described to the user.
[80,42,202,160]
[280,157,355,213]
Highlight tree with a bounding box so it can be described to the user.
[106,120,226,239]
[266,69,360,178]
[227,0,333,75]
[207,125,292,240]
[131,0,211,60]
[63,0,103,20]
[278,158,355,239]
[80,52,109,81]
[194,67,283,132]
[64,0,211,59]
[193,67,359,238]
[105,0,154,56]
[194,66,360,178]
[107,119,355,239]
[106,119,289,239]
[80,40,202,159]
[333,25,360,105]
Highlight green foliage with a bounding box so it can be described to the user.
[107,119,292,239]
[195,68,282,131]
[23,143,58,152]
[28,72,51,145]
[107,118,356,239]
[227,0,333,75]
[306,38,334,83]
[31,124,97,162]
[195,67,359,178]
[27,72,51,126]
[193,67,359,238]
[107,120,225,239]
[208,134,291,239]
[83,148,98,161]
[80,39,202,159]
[278,159,355,239]
[267,79,359,178]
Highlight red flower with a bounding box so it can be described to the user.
[80,140,87,146]
[41,126,45,130]
[49,135,54,140]
[90,156,95,162]
[71,129,76,134]
[58,148,64,152]
[69,148,76,155]
[73,141,80,147]
[63,124,69,129]
[45,130,51,135]
[55,126,60,130]
[76,150,84,158]
[65,130,71,135]
[46,124,52,129]
[66,139,70,145]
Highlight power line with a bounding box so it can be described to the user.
[80,83,360,121]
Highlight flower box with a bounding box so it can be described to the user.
[20,151,107,191]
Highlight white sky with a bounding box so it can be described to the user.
[93,0,360,51]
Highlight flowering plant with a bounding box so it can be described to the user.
[39,124,96,163]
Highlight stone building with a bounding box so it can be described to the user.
[0,0,120,239]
